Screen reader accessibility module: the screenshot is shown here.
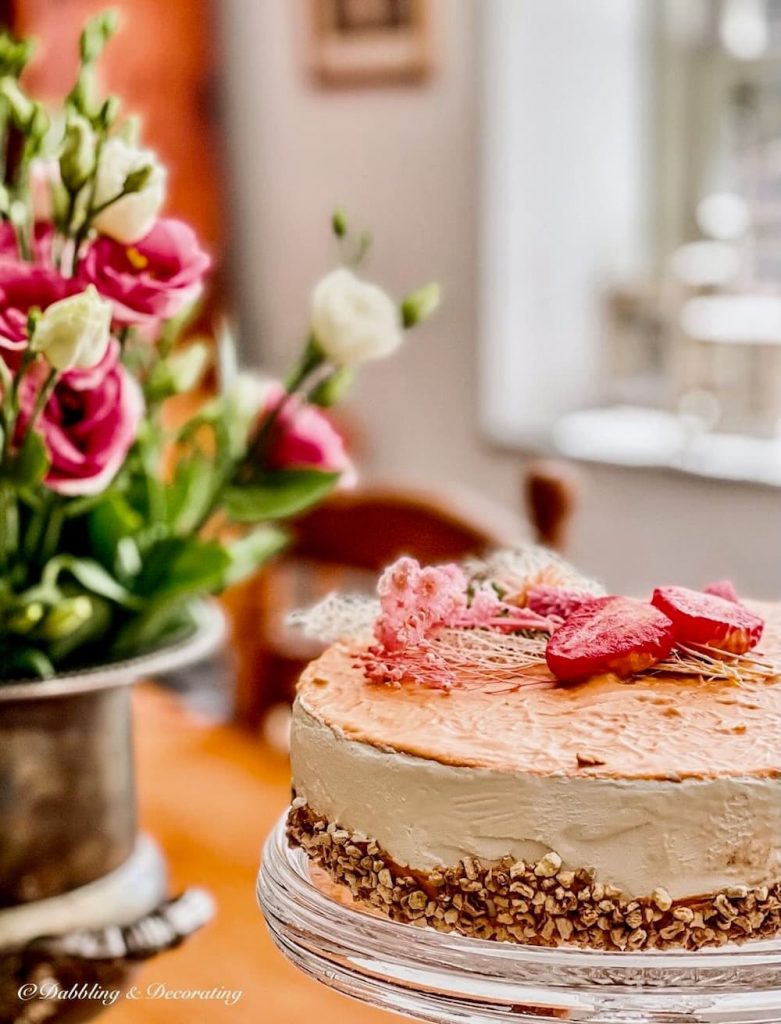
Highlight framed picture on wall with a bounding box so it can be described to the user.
[308,0,433,86]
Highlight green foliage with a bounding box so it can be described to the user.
[10,432,49,487]
[223,470,340,522]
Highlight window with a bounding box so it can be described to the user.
[480,0,781,485]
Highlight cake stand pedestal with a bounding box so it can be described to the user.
[259,816,781,1024]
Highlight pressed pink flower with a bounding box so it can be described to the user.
[360,643,456,691]
[374,556,468,651]
[365,556,556,687]
[17,339,143,495]
[79,217,210,329]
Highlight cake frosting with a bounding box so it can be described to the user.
[287,562,781,951]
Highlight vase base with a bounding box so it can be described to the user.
[0,835,167,952]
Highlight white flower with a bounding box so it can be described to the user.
[310,267,402,367]
[92,137,166,244]
[33,286,112,371]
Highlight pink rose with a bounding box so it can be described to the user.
[17,339,143,496]
[0,259,76,369]
[260,383,355,484]
[79,217,211,328]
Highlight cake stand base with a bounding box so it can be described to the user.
[259,816,781,1024]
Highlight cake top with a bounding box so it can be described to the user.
[293,549,781,780]
[298,624,781,779]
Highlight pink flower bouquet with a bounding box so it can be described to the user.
[0,12,438,679]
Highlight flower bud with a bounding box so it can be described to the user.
[32,285,112,371]
[116,115,141,146]
[67,66,100,120]
[0,75,33,128]
[332,207,348,238]
[0,32,35,78]
[7,601,45,635]
[80,9,120,64]
[92,137,166,243]
[28,103,49,143]
[60,114,96,192]
[401,282,441,328]
[39,595,93,641]
[97,95,120,131]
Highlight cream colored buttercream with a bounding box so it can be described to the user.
[291,702,781,899]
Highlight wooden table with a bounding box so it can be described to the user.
[105,686,394,1024]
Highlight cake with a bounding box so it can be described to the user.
[287,550,781,951]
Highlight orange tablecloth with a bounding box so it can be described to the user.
[105,686,392,1024]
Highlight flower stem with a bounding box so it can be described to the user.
[25,368,58,438]
[0,480,18,573]
[249,337,324,461]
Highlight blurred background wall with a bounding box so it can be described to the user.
[222,0,517,503]
[222,0,781,598]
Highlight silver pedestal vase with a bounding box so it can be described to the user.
[0,601,225,1022]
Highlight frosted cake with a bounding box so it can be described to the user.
[287,551,781,951]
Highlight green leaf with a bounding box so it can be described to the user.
[87,493,144,572]
[116,536,142,578]
[1,646,54,680]
[111,596,197,658]
[224,526,288,587]
[165,454,217,534]
[134,537,231,602]
[42,555,143,609]
[223,470,339,523]
[10,430,49,487]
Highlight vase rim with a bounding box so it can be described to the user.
[0,599,227,701]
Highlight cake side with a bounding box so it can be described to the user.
[287,555,781,950]
[289,635,781,950]
[287,800,781,950]
[290,700,781,899]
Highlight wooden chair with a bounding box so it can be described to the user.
[524,459,580,553]
[223,484,523,733]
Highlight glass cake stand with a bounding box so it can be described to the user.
[258,815,781,1024]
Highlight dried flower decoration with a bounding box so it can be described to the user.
[291,550,780,692]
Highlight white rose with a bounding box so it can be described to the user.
[310,267,402,367]
[33,286,112,371]
[92,137,166,244]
